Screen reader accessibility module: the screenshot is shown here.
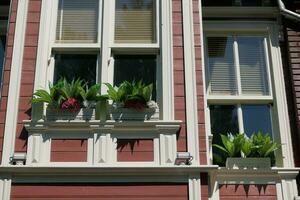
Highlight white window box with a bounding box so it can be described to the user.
[109,107,159,121]
[226,157,271,169]
[46,108,96,121]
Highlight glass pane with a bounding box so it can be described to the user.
[56,0,99,43]
[210,105,239,165]
[54,54,97,86]
[115,0,156,43]
[202,0,276,6]
[0,36,6,86]
[207,37,237,95]
[114,55,156,100]
[238,37,270,95]
[242,105,273,137]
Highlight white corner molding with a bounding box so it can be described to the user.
[182,0,200,165]
[0,178,11,200]
[1,0,29,166]
[161,0,174,120]
[34,0,55,90]
[188,176,201,200]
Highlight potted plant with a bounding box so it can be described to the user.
[104,80,158,121]
[213,132,280,169]
[32,78,108,121]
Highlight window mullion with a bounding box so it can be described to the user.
[263,37,273,98]
[237,104,244,134]
[233,36,242,95]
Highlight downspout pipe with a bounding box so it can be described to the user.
[277,0,300,21]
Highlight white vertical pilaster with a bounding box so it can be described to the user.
[182,0,200,164]
[26,134,42,164]
[159,133,176,165]
[161,0,174,120]
[189,176,201,200]
[94,133,112,164]
[0,178,11,200]
[2,0,29,165]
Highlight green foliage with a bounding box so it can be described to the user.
[32,78,106,109]
[213,132,280,165]
[104,80,153,105]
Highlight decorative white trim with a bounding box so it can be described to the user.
[1,0,29,166]
[34,0,55,91]
[0,178,11,200]
[24,120,181,167]
[182,0,200,165]
[188,176,201,200]
[160,0,174,120]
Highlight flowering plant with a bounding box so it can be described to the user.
[32,78,108,112]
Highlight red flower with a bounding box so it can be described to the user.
[61,98,81,112]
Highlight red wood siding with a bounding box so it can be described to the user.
[51,139,88,162]
[201,173,209,200]
[117,139,154,162]
[14,0,41,153]
[283,0,300,192]
[0,0,18,162]
[173,0,187,152]
[219,184,277,200]
[11,183,188,200]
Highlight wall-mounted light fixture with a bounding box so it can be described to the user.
[175,152,193,165]
[10,153,26,165]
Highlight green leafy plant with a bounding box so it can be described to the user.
[32,78,107,110]
[212,132,280,166]
[104,80,154,110]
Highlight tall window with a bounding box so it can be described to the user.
[51,0,160,107]
[205,34,274,163]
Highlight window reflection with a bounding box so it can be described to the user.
[242,105,273,137]
[114,55,157,100]
[54,54,97,86]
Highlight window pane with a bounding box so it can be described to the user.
[202,0,276,6]
[242,105,273,137]
[115,0,156,43]
[56,0,99,43]
[207,37,237,95]
[54,54,97,86]
[238,37,270,95]
[0,36,5,86]
[210,105,239,135]
[114,55,156,100]
[210,105,239,165]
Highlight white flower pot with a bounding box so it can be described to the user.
[226,157,271,169]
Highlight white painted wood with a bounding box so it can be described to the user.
[188,176,201,200]
[1,0,29,166]
[160,0,174,120]
[182,0,200,165]
[0,178,11,200]
[94,133,108,164]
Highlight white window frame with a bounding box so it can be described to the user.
[203,21,295,168]
[34,0,175,120]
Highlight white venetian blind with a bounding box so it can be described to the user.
[115,0,156,43]
[56,0,99,43]
[238,37,269,95]
[207,37,237,95]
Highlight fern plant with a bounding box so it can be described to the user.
[212,132,280,166]
[104,80,154,110]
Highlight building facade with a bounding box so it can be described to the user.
[0,0,299,199]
